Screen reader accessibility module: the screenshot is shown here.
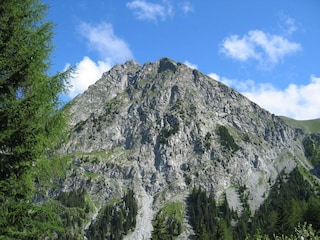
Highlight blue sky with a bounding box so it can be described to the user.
[44,0,320,120]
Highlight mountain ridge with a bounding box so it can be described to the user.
[281,116,320,133]
[56,57,316,239]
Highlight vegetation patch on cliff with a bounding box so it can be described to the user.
[152,202,184,239]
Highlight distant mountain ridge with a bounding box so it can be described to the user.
[281,116,320,133]
[53,58,319,239]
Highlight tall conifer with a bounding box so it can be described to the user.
[0,0,70,197]
[0,0,71,237]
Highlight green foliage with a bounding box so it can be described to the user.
[281,116,320,134]
[0,187,88,239]
[291,222,320,240]
[57,188,86,208]
[0,201,60,239]
[187,187,233,240]
[0,0,71,237]
[0,0,71,188]
[233,185,252,239]
[58,206,86,239]
[249,168,320,238]
[0,0,71,185]
[33,155,71,192]
[246,222,320,239]
[51,188,88,239]
[152,202,184,239]
[87,189,138,240]
[303,133,320,166]
[216,125,240,152]
[187,169,320,240]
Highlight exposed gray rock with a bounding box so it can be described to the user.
[59,57,309,239]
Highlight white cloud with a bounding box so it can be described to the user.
[65,22,134,98]
[184,60,198,69]
[67,56,111,98]
[249,30,301,64]
[208,73,220,81]
[209,73,320,120]
[79,22,133,62]
[220,30,301,68]
[220,34,259,61]
[126,0,172,22]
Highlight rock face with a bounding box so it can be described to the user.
[59,58,307,239]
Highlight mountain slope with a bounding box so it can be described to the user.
[281,116,320,134]
[57,58,313,239]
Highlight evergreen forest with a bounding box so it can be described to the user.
[87,189,138,240]
[183,167,320,240]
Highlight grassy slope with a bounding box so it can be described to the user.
[281,116,320,134]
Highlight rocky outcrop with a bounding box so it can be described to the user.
[59,58,308,238]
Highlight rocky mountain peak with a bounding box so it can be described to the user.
[59,58,310,239]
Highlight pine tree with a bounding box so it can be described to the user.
[0,0,71,238]
[0,0,71,197]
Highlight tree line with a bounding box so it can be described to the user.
[187,168,320,239]
[87,189,138,240]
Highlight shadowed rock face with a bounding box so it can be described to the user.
[59,57,308,239]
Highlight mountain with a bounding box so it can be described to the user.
[47,58,319,239]
[281,116,320,134]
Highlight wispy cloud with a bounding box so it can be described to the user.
[66,22,133,98]
[209,73,320,120]
[208,73,255,92]
[278,12,297,36]
[220,30,301,68]
[79,22,133,62]
[126,0,172,22]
